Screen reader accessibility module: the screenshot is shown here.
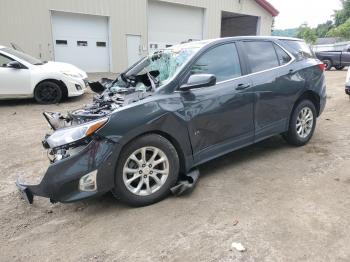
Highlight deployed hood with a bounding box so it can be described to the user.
[38,61,87,79]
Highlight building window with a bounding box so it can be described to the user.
[77,41,88,47]
[96,42,106,47]
[56,40,67,45]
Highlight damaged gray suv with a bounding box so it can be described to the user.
[17,37,327,207]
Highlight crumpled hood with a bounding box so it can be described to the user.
[38,61,87,79]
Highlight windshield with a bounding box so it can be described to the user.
[3,48,44,65]
[110,45,201,92]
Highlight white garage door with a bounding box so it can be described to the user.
[51,11,110,72]
[148,1,204,52]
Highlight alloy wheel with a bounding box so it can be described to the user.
[122,146,169,196]
[296,106,314,138]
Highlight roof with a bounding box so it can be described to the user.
[255,0,279,17]
[202,36,301,44]
[168,36,302,51]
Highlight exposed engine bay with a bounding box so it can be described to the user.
[43,70,160,130]
[42,47,197,131]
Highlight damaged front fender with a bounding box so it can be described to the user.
[16,139,119,203]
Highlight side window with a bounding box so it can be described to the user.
[274,44,292,65]
[244,41,279,73]
[191,43,242,83]
[280,40,315,59]
[0,54,14,67]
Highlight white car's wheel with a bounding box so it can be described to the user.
[34,81,62,104]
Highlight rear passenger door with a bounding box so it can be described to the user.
[182,42,254,164]
[241,40,301,141]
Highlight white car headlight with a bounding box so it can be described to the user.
[61,70,83,78]
[46,117,108,148]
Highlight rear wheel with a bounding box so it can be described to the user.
[112,134,179,207]
[335,65,345,70]
[34,81,62,104]
[323,60,332,71]
[283,100,317,146]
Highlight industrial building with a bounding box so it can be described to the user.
[0,0,278,72]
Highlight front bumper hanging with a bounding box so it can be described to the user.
[16,139,118,204]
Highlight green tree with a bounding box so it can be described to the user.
[296,24,317,44]
[315,20,334,37]
[334,0,350,26]
[327,18,350,39]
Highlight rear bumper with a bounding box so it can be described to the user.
[16,139,119,203]
[318,82,327,116]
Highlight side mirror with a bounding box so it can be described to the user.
[180,74,216,91]
[6,61,23,69]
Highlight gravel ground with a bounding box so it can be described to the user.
[1,71,350,262]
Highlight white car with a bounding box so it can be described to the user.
[0,46,88,104]
[346,67,350,97]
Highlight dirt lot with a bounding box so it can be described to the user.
[1,71,350,262]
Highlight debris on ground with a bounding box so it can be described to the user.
[232,220,239,226]
[230,242,246,252]
[171,169,200,196]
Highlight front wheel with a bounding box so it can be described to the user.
[283,100,317,146]
[34,81,62,104]
[112,134,179,207]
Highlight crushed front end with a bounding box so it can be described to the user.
[16,70,158,204]
[16,117,119,203]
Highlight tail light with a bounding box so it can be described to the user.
[318,63,325,72]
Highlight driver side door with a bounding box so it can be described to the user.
[181,42,255,165]
[0,53,31,98]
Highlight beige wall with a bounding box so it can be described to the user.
[0,0,273,72]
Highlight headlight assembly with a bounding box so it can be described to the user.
[46,117,108,148]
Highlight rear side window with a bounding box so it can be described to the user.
[191,43,242,82]
[280,40,314,59]
[243,41,279,73]
[274,44,292,65]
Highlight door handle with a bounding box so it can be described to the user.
[236,83,251,90]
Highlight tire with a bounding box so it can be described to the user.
[335,65,345,70]
[34,81,62,104]
[323,60,332,71]
[112,134,179,207]
[283,99,317,147]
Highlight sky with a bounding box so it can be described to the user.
[268,0,343,29]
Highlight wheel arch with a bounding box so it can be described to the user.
[117,130,189,175]
[293,90,321,117]
[321,57,333,63]
[34,79,68,98]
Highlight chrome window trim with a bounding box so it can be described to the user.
[175,41,296,92]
